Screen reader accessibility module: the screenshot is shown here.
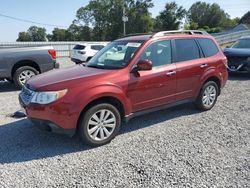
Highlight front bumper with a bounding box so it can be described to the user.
[19,91,77,137]
[29,118,75,136]
[227,57,250,73]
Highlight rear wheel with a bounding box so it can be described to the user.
[195,81,219,111]
[78,103,121,146]
[13,66,38,89]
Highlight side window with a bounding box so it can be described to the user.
[197,38,219,57]
[91,45,104,51]
[138,40,172,67]
[175,39,200,62]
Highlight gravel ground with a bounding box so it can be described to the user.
[0,58,249,187]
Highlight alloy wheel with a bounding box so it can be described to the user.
[19,70,36,85]
[202,85,217,108]
[87,109,116,141]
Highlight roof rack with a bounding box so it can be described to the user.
[121,32,154,38]
[152,30,209,38]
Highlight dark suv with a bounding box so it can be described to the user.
[19,30,228,146]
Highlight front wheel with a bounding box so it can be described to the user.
[78,103,121,146]
[13,66,38,89]
[195,81,219,111]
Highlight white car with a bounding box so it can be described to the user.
[71,42,108,64]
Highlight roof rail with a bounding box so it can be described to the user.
[121,32,154,38]
[152,30,209,38]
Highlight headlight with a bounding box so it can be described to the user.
[31,89,67,104]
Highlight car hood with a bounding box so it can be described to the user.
[224,48,250,57]
[26,65,114,91]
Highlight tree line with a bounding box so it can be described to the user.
[16,1,250,42]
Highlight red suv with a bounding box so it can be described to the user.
[19,30,228,146]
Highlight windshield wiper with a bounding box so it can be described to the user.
[87,65,105,69]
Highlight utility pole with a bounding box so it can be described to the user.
[122,6,128,36]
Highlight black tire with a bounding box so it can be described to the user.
[13,66,38,89]
[78,103,121,146]
[195,81,219,111]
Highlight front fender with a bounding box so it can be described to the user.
[68,84,132,124]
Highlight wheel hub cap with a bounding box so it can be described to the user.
[19,70,35,85]
[202,85,216,108]
[87,109,116,141]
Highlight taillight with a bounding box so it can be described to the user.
[48,49,57,59]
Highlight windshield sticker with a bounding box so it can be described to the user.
[126,43,141,48]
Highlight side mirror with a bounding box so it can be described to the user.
[137,59,152,71]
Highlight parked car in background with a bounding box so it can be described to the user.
[0,46,58,88]
[224,36,250,73]
[71,42,108,64]
[19,30,228,146]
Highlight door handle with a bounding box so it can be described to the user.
[200,64,208,68]
[166,71,176,76]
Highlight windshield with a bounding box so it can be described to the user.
[87,40,143,69]
[231,39,250,49]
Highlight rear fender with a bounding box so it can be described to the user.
[196,67,221,97]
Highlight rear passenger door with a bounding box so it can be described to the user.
[173,38,207,101]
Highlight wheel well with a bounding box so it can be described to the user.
[77,96,125,128]
[204,76,221,95]
[11,60,41,77]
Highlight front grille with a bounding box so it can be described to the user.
[20,85,35,105]
[227,56,248,71]
[227,56,247,66]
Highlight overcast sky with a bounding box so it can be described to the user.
[0,0,249,41]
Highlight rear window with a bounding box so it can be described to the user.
[175,39,200,62]
[91,45,104,51]
[197,38,219,57]
[73,45,85,50]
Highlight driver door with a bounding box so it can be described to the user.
[127,40,177,112]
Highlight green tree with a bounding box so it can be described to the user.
[240,11,250,24]
[231,17,240,26]
[154,2,186,31]
[67,24,92,41]
[188,1,229,29]
[16,26,47,41]
[16,32,31,41]
[126,0,154,35]
[75,0,154,41]
[27,26,47,41]
[48,28,68,41]
[222,17,240,29]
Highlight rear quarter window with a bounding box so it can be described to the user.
[73,45,85,50]
[197,38,219,57]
